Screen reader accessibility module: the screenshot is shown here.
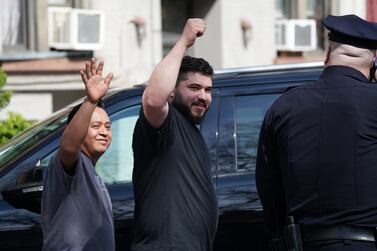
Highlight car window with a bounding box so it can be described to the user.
[96,105,140,184]
[217,93,279,175]
[217,96,236,175]
[39,105,140,185]
[0,109,69,170]
[40,152,54,168]
[200,90,219,175]
[235,94,279,173]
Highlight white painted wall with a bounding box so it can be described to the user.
[194,0,276,69]
[91,0,162,87]
[192,0,223,68]
[0,93,52,121]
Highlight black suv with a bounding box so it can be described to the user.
[0,62,323,250]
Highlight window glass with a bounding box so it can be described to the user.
[0,109,68,170]
[275,0,290,19]
[217,96,236,175]
[200,90,219,175]
[96,105,140,184]
[38,105,140,185]
[1,0,28,52]
[235,94,279,173]
[40,151,55,168]
[0,111,68,199]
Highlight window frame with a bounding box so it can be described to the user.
[215,82,298,177]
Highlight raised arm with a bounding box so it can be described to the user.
[59,58,113,174]
[142,18,206,128]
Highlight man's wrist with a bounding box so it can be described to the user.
[84,97,98,105]
[175,38,190,51]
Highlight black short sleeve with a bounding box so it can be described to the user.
[133,104,175,152]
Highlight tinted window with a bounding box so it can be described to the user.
[216,94,279,175]
[235,94,279,173]
[217,96,236,175]
[200,90,219,175]
[96,105,140,184]
[0,109,69,170]
[39,105,140,185]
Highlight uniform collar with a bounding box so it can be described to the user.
[321,65,369,83]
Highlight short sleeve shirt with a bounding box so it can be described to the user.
[131,105,218,251]
[41,151,115,251]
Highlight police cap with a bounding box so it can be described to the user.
[323,14,377,49]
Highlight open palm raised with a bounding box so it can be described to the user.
[80,58,113,104]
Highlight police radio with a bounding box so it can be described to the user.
[284,216,303,251]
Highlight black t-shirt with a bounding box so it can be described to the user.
[256,66,377,235]
[131,104,218,251]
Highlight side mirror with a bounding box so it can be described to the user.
[2,166,43,214]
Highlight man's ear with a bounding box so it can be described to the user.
[168,92,175,103]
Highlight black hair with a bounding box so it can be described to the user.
[176,55,214,86]
[67,99,105,125]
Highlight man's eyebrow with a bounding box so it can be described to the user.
[91,120,111,124]
[189,83,210,87]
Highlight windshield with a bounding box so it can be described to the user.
[0,108,70,170]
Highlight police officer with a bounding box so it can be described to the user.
[256,14,377,251]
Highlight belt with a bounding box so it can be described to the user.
[302,225,375,243]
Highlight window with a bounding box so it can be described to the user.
[217,96,236,175]
[235,94,279,173]
[38,104,141,185]
[200,90,219,175]
[96,105,140,184]
[161,0,190,56]
[0,109,69,199]
[216,93,279,176]
[0,109,68,169]
[0,0,28,52]
[275,0,291,19]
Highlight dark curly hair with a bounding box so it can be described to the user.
[176,55,214,86]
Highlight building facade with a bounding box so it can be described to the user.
[0,0,372,120]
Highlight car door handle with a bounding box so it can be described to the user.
[22,185,43,194]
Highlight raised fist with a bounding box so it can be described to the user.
[179,18,206,48]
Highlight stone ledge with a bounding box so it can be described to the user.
[1,57,90,74]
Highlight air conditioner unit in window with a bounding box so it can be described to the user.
[276,19,317,52]
[48,7,105,50]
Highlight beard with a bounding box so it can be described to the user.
[172,91,208,125]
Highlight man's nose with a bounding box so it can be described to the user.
[99,125,108,135]
[197,88,206,99]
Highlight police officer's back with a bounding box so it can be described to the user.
[256,15,377,250]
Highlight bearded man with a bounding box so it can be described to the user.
[131,18,218,251]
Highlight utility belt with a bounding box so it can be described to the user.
[302,225,375,243]
[270,217,376,251]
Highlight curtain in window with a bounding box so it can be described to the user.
[0,0,21,47]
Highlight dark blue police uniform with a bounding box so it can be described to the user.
[256,15,377,251]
